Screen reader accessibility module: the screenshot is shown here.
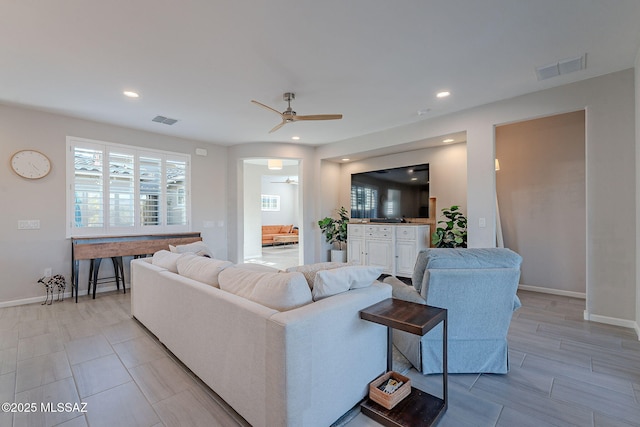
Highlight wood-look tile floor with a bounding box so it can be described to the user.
[0,290,638,426]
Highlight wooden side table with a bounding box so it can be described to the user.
[360,298,447,427]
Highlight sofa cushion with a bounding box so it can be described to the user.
[312,266,382,301]
[176,253,233,287]
[218,267,312,311]
[262,225,283,235]
[383,276,425,305]
[234,263,281,273]
[169,241,213,258]
[286,262,349,289]
[152,250,183,273]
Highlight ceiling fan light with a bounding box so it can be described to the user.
[268,159,283,170]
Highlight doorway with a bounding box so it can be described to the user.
[242,159,302,270]
[495,110,586,297]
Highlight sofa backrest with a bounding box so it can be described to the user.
[262,224,294,234]
[412,248,522,293]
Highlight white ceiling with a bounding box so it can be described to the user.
[2,1,640,146]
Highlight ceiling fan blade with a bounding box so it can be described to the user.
[293,114,343,121]
[269,120,287,133]
[251,100,283,117]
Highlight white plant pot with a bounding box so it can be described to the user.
[331,249,347,263]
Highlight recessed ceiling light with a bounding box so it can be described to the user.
[291,136,300,140]
[443,138,455,143]
[341,158,350,162]
[123,91,139,98]
[436,91,450,98]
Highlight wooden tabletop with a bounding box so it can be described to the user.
[360,298,446,336]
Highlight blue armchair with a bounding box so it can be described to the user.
[384,248,522,374]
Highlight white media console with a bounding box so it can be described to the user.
[347,223,430,277]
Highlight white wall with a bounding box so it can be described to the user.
[315,160,342,262]
[0,103,228,304]
[317,70,636,325]
[636,49,640,337]
[261,176,298,225]
[243,163,263,259]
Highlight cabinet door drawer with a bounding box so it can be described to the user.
[396,227,416,240]
[365,225,392,239]
[348,224,364,237]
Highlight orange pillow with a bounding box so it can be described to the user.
[280,225,293,233]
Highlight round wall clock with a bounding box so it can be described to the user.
[10,150,52,179]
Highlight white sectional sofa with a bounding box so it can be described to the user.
[130,255,391,427]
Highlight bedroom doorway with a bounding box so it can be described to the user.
[242,159,302,270]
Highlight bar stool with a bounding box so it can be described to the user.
[87,256,126,299]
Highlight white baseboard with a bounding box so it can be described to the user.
[519,285,639,340]
[0,285,121,308]
[583,311,640,337]
[518,284,586,299]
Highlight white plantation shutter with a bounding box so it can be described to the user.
[139,155,162,227]
[109,150,135,229]
[72,144,104,230]
[67,137,190,237]
[166,157,187,226]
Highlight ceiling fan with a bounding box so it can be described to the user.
[251,92,342,133]
[271,177,298,185]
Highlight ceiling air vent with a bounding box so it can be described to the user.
[535,54,586,81]
[152,115,178,125]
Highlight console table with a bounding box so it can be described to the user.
[360,298,447,427]
[71,232,202,302]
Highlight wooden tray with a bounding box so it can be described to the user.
[369,371,411,410]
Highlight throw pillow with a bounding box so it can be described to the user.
[152,250,183,273]
[169,241,213,258]
[218,267,312,311]
[176,253,233,287]
[312,266,382,301]
[286,262,350,289]
[383,276,425,305]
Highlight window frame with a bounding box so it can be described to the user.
[260,194,281,212]
[66,136,191,238]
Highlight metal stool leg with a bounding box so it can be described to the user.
[88,259,95,295]
[117,257,126,293]
[92,258,102,299]
[111,257,121,291]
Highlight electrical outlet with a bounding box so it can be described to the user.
[44,268,52,277]
[479,217,487,228]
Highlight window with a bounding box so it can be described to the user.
[67,136,191,237]
[261,194,280,211]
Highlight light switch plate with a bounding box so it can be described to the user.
[18,220,40,230]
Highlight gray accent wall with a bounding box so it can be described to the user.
[496,111,586,294]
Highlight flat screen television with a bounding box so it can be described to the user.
[350,164,429,221]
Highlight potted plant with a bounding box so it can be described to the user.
[431,205,468,248]
[318,206,349,262]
